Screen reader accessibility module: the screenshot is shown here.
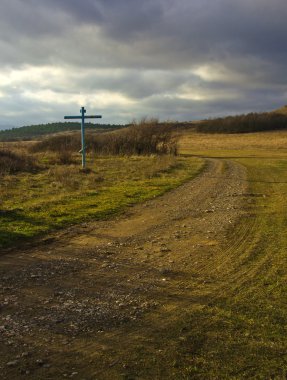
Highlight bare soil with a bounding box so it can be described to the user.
[0,158,248,379]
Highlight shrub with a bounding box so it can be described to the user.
[0,149,37,175]
[57,150,75,165]
[30,134,81,153]
[89,118,178,156]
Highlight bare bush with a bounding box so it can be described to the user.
[57,150,75,165]
[30,134,80,164]
[89,119,178,156]
[0,149,37,175]
[30,134,81,153]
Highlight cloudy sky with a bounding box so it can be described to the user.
[0,0,287,128]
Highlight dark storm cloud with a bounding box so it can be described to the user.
[0,0,66,38]
[97,0,165,41]
[0,0,287,126]
[43,0,103,24]
[1,0,287,70]
[93,0,287,67]
[76,69,201,99]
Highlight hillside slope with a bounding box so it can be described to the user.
[272,104,287,115]
[0,122,125,141]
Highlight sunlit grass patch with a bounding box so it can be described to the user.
[154,130,287,378]
[0,155,203,248]
[179,130,287,158]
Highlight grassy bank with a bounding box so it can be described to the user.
[0,155,203,249]
[177,158,287,378]
[171,130,287,378]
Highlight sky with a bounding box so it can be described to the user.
[1,0,287,128]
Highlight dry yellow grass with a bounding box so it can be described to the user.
[179,130,287,157]
[272,105,287,115]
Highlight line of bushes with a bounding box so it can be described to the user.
[30,119,178,157]
[197,112,287,134]
[91,119,178,155]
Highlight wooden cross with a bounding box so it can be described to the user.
[64,107,102,169]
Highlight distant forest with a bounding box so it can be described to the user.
[0,122,126,141]
[197,112,287,133]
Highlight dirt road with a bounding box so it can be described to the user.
[0,158,248,379]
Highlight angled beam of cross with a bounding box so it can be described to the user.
[64,107,102,169]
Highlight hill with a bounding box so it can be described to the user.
[271,104,287,115]
[197,110,287,134]
[0,122,125,141]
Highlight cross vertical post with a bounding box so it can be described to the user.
[64,107,102,169]
[81,106,86,168]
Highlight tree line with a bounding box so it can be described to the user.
[0,122,125,141]
[197,112,287,133]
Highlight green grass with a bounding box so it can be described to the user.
[210,157,287,379]
[170,132,287,379]
[0,155,204,248]
[130,155,287,379]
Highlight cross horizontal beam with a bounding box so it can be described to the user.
[64,115,102,119]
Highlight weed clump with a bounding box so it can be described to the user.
[0,149,37,175]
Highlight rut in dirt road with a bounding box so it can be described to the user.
[0,158,248,379]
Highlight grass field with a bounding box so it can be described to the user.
[0,150,203,248]
[1,129,287,378]
[173,130,287,378]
